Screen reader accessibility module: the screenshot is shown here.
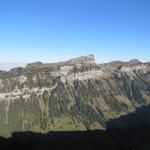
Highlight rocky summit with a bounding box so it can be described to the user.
[0,55,150,137]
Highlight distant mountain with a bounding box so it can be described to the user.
[0,55,149,137]
[0,63,27,71]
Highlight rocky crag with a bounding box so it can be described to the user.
[0,55,149,137]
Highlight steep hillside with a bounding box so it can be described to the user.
[0,55,149,137]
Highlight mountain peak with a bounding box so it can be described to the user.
[65,54,95,65]
[128,59,141,65]
[26,62,43,68]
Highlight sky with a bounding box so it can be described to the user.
[0,0,150,70]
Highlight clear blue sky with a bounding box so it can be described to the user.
[0,0,150,64]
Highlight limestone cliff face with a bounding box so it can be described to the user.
[0,55,150,137]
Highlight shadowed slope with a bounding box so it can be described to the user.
[1,104,150,150]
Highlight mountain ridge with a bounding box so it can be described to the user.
[0,55,149,137]
[0,55,149,72]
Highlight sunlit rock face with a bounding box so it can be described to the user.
[64,54,96,65]
[0,55,149,137]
